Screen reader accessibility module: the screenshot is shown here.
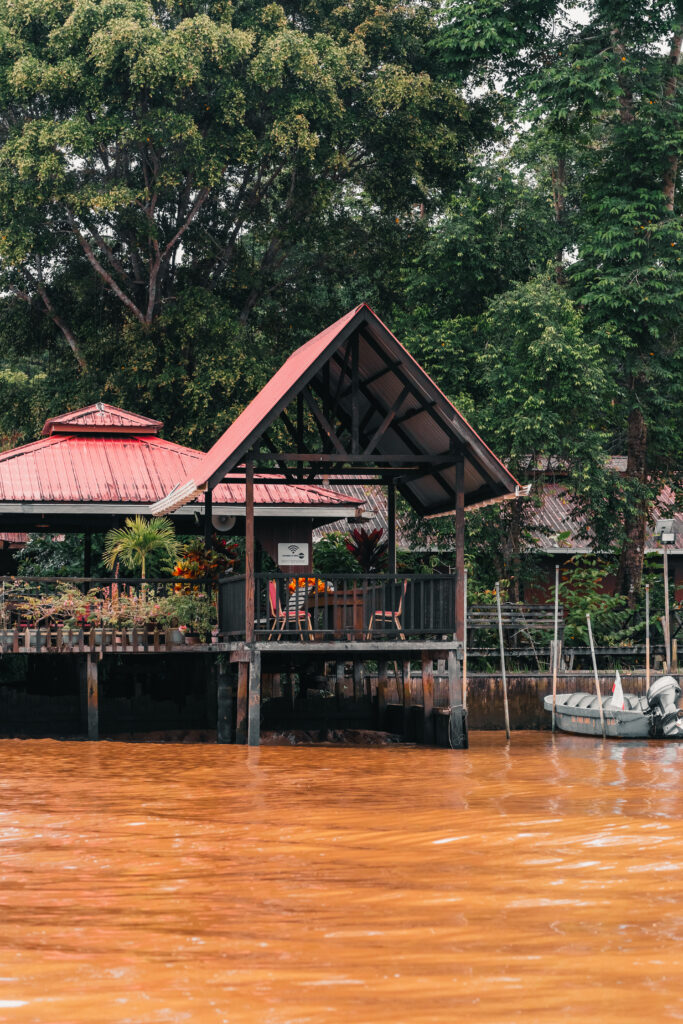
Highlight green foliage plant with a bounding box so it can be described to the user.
[103,516,178,579]
[313,532,360,576]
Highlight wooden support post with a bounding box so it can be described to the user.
[664,548,671,671]
[235,661,248,744]
[351,334,359,454]
[462,567,468,710]
[216,659,233,743]
[421,652,435,745]
[586,613,606,740]
[79,657,88,733]
[83,530,92,579]
[245,459,255,644]
[377,659,388,729]
[204,488,213,549]
[248,650,261,747]
[86,653,98,741]
[335,659,345,704]
[402,659,411,736]
[447,650,463,706]
[447,650,467,749]
[552,564,560,733]
[387,481,396,574]
[455,456,465,643]
[353,659,364,702]
[495,581,511,741]
[645,583,651,691]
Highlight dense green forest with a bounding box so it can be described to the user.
[0,0,681,603]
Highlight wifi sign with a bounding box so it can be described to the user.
[278,542,310,566]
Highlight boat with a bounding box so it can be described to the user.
[544,675,683,739]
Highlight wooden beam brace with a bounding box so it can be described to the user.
[363,386,409,456]
[302,387,348,456]
[394,401,437,427]
[339,359,401,398]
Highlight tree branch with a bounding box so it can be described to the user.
[66,207,148,325]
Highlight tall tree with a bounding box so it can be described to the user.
[0,0,471,372]
[441,0,683,605]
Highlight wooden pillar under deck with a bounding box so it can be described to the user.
[353,660,363,702]
[455,456,465,644]
[247,650,261,747]
[447,650,463,706]
[235,661,248,744]
[377,659,388,729]
[387,482,396,574]
[216,659,233,743]
[245,460,255,644]
[402,659,411,736]
[335,659,345,704]
[421,652,435,745]
[85,653,98,741]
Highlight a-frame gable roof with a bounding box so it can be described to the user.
[152,304,522,517]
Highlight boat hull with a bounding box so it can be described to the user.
[544,693,651,739]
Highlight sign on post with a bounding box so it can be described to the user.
[277,542,309,566]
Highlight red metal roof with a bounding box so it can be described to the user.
[153,304,521,516]
[0,410,362,512]
[43,402,163,436]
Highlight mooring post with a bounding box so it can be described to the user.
[335,659,345,705]
[247,649,261,747]
[216,659,233,743]
[235,661,248,744]
[377,659,388,729]
[402,659,411,736]
[447,649,467,749]
[421,652,435,745]
[353,659,363,702]
[79,657,88,734]
[86,652,99,741]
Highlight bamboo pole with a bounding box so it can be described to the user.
[462,568,468,711]
[664,548,671,671]
[586,613,605,739]
[495,581,511,741]
[645,583,651,692]
[552,564,560,733]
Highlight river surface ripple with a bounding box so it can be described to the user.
[0,732,682,1023]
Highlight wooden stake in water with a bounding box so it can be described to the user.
[463,568,468,711]
[496,581,511,741]
[664,548,671,671]
[645,583,651,692]
[552,564,560,733]
[586,613,606,739]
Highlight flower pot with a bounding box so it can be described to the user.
[169,628,186,645]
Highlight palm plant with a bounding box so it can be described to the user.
[103,516,178,579]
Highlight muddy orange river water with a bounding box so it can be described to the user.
[1,732,683,1023]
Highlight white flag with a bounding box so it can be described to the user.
[609,670,625,711]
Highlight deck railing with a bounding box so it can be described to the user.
[218,572,459,643]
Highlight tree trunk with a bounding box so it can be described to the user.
[616,406,648,608]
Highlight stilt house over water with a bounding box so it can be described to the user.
[152,303,524,746]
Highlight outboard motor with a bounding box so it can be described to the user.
[646,676,683,738]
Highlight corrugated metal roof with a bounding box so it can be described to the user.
[42,402,163,436]
[0,415,362,511]
[317,477,683,555]
[153,304,521,516]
